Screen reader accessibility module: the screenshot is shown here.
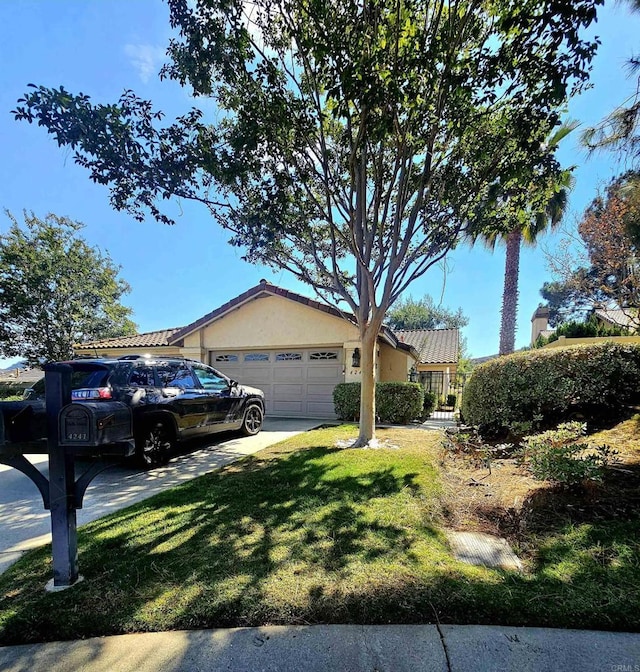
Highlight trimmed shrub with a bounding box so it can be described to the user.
[446,393,457,408]
[333,383,361,420]
[333,382,424,424]
[423,390,437,417]
[461,342,640,436]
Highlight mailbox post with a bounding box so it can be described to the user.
[45,363,79,587]
[0,363,135,589]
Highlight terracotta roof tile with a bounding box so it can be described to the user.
[393,328,459,364]
[76,327,184,350]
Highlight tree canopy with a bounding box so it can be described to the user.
[542,172,640,328]
[387,295,468,331]
[0,212,136,364]
[14,0,603,443]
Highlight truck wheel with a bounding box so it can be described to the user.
[240,404,263,436]
[136,421,173,468]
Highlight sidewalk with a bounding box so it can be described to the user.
[0,624,638,672]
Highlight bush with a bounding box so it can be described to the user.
[423,391,437,417]
[520,422,617,486]
[333,382,424,424]
[461,342,640,436]
[333,382,361,420]
[446,393,457,408]
[0,382,33,400]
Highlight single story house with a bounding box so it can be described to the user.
[75,281,459,418]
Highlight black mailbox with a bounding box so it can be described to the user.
[59,402,134,453]
[0,400,47,448]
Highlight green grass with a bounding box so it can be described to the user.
[0,425,639,644]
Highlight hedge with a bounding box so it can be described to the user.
[333,382,424,424]
[461,342,640,435]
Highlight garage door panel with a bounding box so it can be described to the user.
[273,400,304,414]
[307,383,338,396]
[274,367,304,382]
[307,366,343,381]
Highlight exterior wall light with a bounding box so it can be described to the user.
[352,348,361,368]
[409,367,419,383]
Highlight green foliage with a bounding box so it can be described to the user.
[376,383,424,424]
[521,422,617,486]
[387,295,468,331]
[534,316,629,347]
[0,212,136,365]
[461,342,640,436]
[446,393,457,408]
[0,382,34,400]
[332,383,361,421]
[423,390,438,418]
[333,382,423,424]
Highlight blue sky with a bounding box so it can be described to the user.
[0,1,639,364]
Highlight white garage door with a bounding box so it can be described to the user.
[209,348,343,418]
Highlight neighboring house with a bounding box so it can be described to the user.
[529,303,640,350]
[593,308,638,333]
[531,305,554,345]
[394,329,459,396]
[75,280,460,418]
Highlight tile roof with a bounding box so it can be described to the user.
[393,328,459,364]
[594,309,637,329]
[75,327,184,350]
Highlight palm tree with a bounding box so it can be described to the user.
[479,125,575,355]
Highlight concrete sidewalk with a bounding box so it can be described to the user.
[0,624,638,672]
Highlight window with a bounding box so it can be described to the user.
[310,351,338,360]
[245,352,270,362]
[276,352,302,361]
[214,354,238,363]
[129,366,155,387]
[192,364,229,391]
[156,363,197,389]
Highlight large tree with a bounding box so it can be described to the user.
[14,0,602,445]
[0,212,136,364]
[387,295,468,331]
[542,172,640,329]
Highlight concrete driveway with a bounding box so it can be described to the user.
[0,417,323,575]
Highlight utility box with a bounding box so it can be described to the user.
[59,402,134,454]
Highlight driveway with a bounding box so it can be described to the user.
[0,418,323,575]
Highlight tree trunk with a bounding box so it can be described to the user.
[499,229,522,355]
[354,325,378,447]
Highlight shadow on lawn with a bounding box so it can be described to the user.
[1,443,639,644]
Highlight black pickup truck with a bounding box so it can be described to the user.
[0,356,265,467]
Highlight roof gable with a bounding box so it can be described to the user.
[169,281,352,344]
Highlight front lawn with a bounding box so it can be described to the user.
[0,424,638,644]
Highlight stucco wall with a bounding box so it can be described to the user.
[185,294,359,350]
[543,335,640,349]
[379,343,412,382]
